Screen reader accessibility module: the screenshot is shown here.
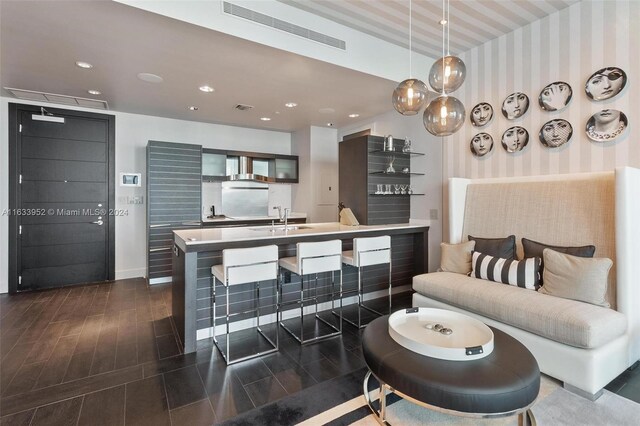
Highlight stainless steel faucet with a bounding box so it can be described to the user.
[273,206,291,230]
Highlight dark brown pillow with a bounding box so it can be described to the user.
[522,238,596,284]
[468,235,516,260]
[522,238,596,260]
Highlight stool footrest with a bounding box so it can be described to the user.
[280,317,341,345]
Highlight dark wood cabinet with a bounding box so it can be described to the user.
[339,135,424,225]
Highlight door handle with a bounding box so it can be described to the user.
[91,220,104,226]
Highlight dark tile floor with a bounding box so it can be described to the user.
[1,279,639,426]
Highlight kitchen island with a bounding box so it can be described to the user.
[172,221,430,353]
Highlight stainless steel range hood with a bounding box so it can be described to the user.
[228,155,273,183]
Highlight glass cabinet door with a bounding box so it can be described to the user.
[275,157,298,181]
[202,152,226,177]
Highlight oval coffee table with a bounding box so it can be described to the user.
[362,312,540,425]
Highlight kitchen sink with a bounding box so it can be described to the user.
[249,225,311,231]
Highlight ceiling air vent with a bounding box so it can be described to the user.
[4,88,109,110]
[234,104,254,111]
[223,2,346,50]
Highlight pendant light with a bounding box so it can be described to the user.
[424,0,465,136]
[392,0,430,116]
[428,0,466,93]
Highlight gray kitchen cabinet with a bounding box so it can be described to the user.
[147,140,202,283]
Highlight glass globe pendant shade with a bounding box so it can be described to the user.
[392,79,430,116]
[429,55,467,94]
[423,95,466,136]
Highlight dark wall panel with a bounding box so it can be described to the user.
[21,159,106,182]
[21,181,106,203]
[21,137,107,162]
[147,141,202,280]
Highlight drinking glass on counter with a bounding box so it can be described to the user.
[376,184,383,194]
[394,184,401,194]
[385,184,392,194]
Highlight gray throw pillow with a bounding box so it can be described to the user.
[468,235,516,260]
[440,241,476,274]
[538,248,612,308]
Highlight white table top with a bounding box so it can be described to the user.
[174,220,430,247]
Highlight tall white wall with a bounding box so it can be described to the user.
[446,0,639,180]
[0,97,291,293]
[338,111,443,272]
[291,126,339,223]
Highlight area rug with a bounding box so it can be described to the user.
[221,367,640,426]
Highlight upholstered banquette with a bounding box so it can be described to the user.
[413,168,640,399]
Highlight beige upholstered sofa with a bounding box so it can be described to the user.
[413,168,640,400]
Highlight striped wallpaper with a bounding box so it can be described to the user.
[444,0,639,180]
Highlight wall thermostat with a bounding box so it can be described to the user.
[120,173,141,187]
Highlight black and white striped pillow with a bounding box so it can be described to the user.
[472,251,542,290]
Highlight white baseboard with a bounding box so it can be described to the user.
[115,268,146,280]
[196,284,411,340]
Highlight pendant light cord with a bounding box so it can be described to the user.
[447,0,450,55]
[441,0,446,96]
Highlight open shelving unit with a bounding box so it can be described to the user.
[339,135,425,225]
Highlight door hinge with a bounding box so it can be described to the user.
[19,225,22,235]
[19,124,22,133]
[19,174,23,184]
[18,276,22,285]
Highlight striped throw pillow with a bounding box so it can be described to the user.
[472,251,542,290]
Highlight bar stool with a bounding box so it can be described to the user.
[211,245,279,365]
[340,236,391,328]
[278,240,343,344]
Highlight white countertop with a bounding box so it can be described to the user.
[174,220,430,247]
[201,212,307,223]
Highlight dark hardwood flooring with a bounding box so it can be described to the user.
[1,279,639,426]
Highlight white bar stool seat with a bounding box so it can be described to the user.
[339,236,392,328]
[278,239,343,345]
[211,245,279,365]
[341,250,355,266]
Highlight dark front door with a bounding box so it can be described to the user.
[9,104,115,292]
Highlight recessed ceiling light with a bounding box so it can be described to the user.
[199,85,215,93]
[188,106,199,111]
[137,73,163,83]
[260,117,271,121]
[440,19,448,25]
[75,61,93,69]
[326,122,334,127]
[348,113,360,118]
[285,102,297,108]
[87,89,101,95]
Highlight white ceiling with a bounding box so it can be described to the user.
[0,0,397,132]
[280,0,579,58]
[0,0,577,132]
